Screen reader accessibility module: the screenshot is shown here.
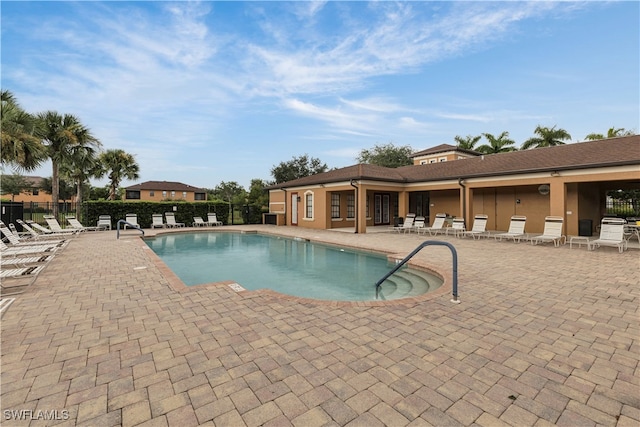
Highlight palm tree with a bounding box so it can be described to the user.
[454,135,482,151]
[476,132,517,154]
[1,90,46,171]
[97,149,140,200]
[521,125,571,150]
[35,111,100,217]
[585,127,635,141]
[61,144,102,220]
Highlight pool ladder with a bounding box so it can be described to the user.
[116,220,144,239]
[375,240,459,303]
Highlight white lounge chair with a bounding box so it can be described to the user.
[1,254,53,268]
[494,215,527,242]
[66,216,98,232]
[588,218,628,253]
[43,215,79,235]
[460,214,489,239]
[193,216,207,227]
[151,214,166,229]
[412,216,426,233]
[530,216,565,247]
[0,221,67,249]
[1,264,46,295]
[124,214,139,229]
[420,213,447,236]
[207,213,223,226]
[165,212,185,228]
[446,217,466,237]
[389,214,415,233]
[0,240,61,257]
[97,215,112,231]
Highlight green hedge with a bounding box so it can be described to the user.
[83,201,230,229]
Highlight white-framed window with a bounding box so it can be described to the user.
[182,191,187,199]
[162,191,167,199]
[438,157,447,162]
[420,160,427,165]
[429,159,437,164]
[171,191,176,198]
[304,191,314,219]
[149,191,155,197]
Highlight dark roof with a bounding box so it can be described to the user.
[125,180,206,192]
[269,135,640,189]
[411,143,481,158]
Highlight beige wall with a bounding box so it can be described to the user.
[428,190,460,225]
[133,190,203,202]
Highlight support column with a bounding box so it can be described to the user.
[357,184,368,234]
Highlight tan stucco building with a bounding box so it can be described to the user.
[124,181,207,202]
[267,136,640,236]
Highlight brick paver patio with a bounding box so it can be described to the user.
[1,226,638,426]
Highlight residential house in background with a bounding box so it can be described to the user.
[1,176,74,203]
[267,136,640,236]
[124,181,207,202]
[411,144,480,165]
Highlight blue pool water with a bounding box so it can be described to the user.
[145,232,442,301]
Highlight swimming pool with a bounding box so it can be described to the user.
[145,232,443,301]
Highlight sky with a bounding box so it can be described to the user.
[2,1,638,190]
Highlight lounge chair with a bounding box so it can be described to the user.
[1,264,46,295]
[0,221,67,248]
[420,213,447,236]
[193,216,208,227]
[460,214,489,239]
[124,214,139,229]
[97,215,112,231]
[43,215,79,235]
[165,212,185,228]
[389,214,415,233]
[66,216,98,232]
[2,254,53,268]
[151,214,166,229]
[494,215,527,242]
[530,216,565,247]
[0,240,61,257]
[412,216,426,233]
[446,217,466,237]
[207,213,223,226]
[588,218,628,253]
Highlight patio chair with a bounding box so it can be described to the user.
[446,217,466,237]
[494,215,527,242]
[165,212,185,228]
[530,216,565,247]
[460,214,489,239]
[193,216,207,227]
[389,213,415,233]
[0,240,61,257]
[412,216,426,233]
[66,216,98,232]
[124,214,139,229]
[1,254,53,268]
[207,213,223,226]
[420,213,447,236]
[97,215,112,231]
[588,218,627,253]
[16,220,64,241]
[151,214,166,229]
[1,264,46,295]
[43,215,79,235]
[0,221,67,249]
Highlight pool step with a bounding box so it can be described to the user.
[378,268,439,300]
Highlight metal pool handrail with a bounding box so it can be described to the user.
[116,220,144,239]
[375,240,459,303]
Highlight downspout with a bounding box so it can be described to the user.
[458,178,466,224]
[350,179,359,234]
[282,188,287,226]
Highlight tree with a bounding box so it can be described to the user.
[271,154,328,184]
[35,111,100,216]
[356,142,413,168]
[97,149,140,200]
[1,90,46,171]
[585,127,635,141]
[247,178,270,208]
[454,135,481,151]
[521,125,571,150]
[61,144,102,220]
[476,132,517,154]
[214,181,246,205]
[40,176,75,202]
[0,173,29,201]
